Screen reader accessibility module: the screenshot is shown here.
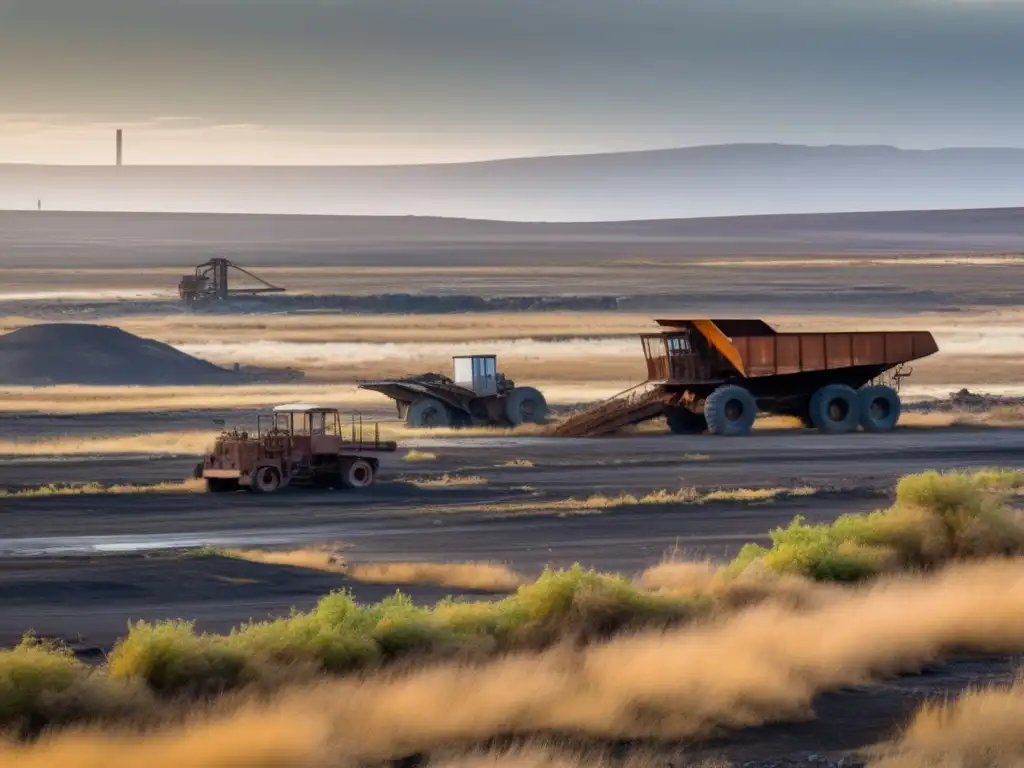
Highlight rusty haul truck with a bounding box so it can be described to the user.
[551,318,939,437]
[197,404,398,492]
[358,355,549,429]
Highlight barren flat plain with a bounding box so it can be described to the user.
[2,208,1024,768]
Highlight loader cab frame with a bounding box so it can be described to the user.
[452,354,499,396]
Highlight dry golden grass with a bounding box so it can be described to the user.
[574,488,701,508]
[0,384,623,415]
[498,459,535,468]
[0,431,215,456]
[392,423,553,439]
[703,486,816,503]
[5,305,1024,389]
[753,415,805,430]
[429,485,819,517]
[869,676,1024,768]
[297,359,644,386]
[554,486,814,511]
[7,560,1024,765]
[221,548,524,592]
[0,312,654,345]
[408,474,490,489]
[221,548,350,574]
[348,562,525,592]
[0,704,334,768]
[428,745,680,768]
[198,560,1024,754]
[988,404,1024,425]
[0,478,205,498]
[0,384,378,414]
[404,450,439,462]
[637,558,838,612]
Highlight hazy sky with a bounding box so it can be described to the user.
[3,0,1024,164]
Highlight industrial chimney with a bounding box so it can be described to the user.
[116,129,123,166]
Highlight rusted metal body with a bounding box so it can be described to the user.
[198,404,397,493]
[552,318,939,437]
[644,319,937,390]
[359,355,549,429]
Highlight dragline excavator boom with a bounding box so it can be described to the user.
[177,258,286,305]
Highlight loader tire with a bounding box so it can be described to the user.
[340,457,376,489]
[406,398,452,429]
[704,385,757,436]
[858,385,901,433]
[809,384,860,434]
[252,465,282,493]
[504,386,549,426]
[665,406,708,435]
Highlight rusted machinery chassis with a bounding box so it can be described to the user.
[359,374,510,427]
[552,318,939,437]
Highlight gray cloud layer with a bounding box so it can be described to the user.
[4,0,1024,146]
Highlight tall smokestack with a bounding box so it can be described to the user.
[116,129,123,166]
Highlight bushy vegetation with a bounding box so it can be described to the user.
[729,468,1024,582]
[0,565,697,732]
[3,468,1023,737]
[0,634,145,738]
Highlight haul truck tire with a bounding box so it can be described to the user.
[665,406,708,435]
[704,384,757,436]
[809,384,860,434]
[406,398,452,429]
[858,385,901,432]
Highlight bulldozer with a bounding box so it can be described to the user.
[197,404,397,492]
[359,355,549,429]
[551,318,939,437]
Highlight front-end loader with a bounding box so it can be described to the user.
[359,355,549,429]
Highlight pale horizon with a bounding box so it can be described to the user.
[4,0,1024,165]
[5,119,1024,168]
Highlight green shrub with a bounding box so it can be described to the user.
[365,592,460,659]
[0,634,143,736]
[108,620,253,697]
[229,591,379,673]
[496,564,691,644]
[730,469,1024,581]
[0,635,86,726]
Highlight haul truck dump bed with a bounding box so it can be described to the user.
[552,318,939,437]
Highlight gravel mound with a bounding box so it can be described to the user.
[0,323,237,385]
